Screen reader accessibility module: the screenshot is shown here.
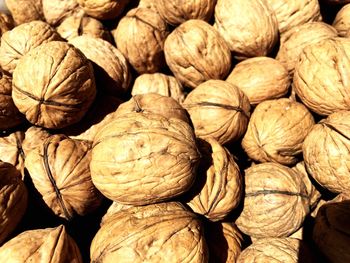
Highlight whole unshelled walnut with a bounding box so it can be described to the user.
[303,111,350,194]
[236,162,309,238]
[0,225,83,262]
[131,73,185,104]
[113,7,169,74]
[0,161,27,245]
[69,35,131,96]
[266,0,322,35]
[214,0,278,59]
[5,0,44,25]
[0,20,62,74]
[91,202,208,263]
[155,0,216,25]
[0,131,25,175]
[184,80,250,145]
[0,13,14,36]
[333,4,350,37]
[25,134,102,220]
[226,57,290,105]
[12,41,96,129]
[42,0,81,26]
[242,98,314,166]
[185,138,242,221]
[77,0,130,20]
[277,22,337,76]
[294,37,350,116]
[164,19,232,89]
[91,112,200,205]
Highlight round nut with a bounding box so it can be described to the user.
[214,0,278,59]
[5,0,44,25]
[12,41,96,129]
[164,19,231,89]
[113,7,169,74]
[236,162,310,238]
[77,0,130,20]
[184,80,250,145]
[42,0,81,26]
[226,57,290,105]
[333,4,350,37]
[242,98,315,166]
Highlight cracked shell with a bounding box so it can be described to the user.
[236,162,310,238]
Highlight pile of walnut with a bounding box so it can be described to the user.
[0,0,350,262]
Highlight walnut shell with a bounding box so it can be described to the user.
[303,111,350,193]
[91,112,200,205]
[138,0,159,11]
[205,222,243,263]
[0,225,82,262]
[266,0,322,35]
[0,161,27,244]
[226,57,290,105]
[236,162,310,238]
[313,200,350,263]
[25,134,102,220]
[0,12,14,36]
[242,98,315,166]
[164,19,231,89]
[0,71,24,130]
[4,0,44,25]
[0,131,25,176]
[69,35,131,96]
[184,80,250,145]
[91,202,208,262]
[56,13,112,42]
[42,0,81,26]
[0,20,62,74]
[77,0,130,20]
[155,0,216,25]
[214,0,278,59]
[12,41,96,129]
[277,22,337,76]
[115,93,189,123]
[113,7,169,74]
[237,238,311,263]
[131,73,185,104]
[21,126,51,156]
[100,201,133,226]
[185,138,242,221]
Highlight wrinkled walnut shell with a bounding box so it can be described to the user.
[333,4,350,37]
[0,131,25,176]
[5,0,44,25]
[242,98,315,166]
[164,19,231,89]
[77,0,130,20]
[42,0,81,26]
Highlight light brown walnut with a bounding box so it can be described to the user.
[5,0,44,25]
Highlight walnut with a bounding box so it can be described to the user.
[226,57,290,105]
[90,112,200,205]
[313,200,350,263]
[25,134,102,220]
[138,0,158,11]
[0,12,14,36]
[236,162,310,238]
[0,161,27,244]
[333,4,350,37]
[91,202,208,262]
[0,20,62,74]
[115,93,190,123]
[4,0,44,25]
[69,35,131,96]
[100,201,133,226]
[77,0,130,20]
[205,222,243,263]
[277,22,337,76]
[164,19,231,89]
[266,0,322,35]
[0,131,25,176]
[183,80,250,145]
[0,225,83,262]
[303,111,350,194]
[113,7,169,74]
[12,41,96,129]
[214,0,278,59]
[0,71,24,130]
[242,98,315,166]
[42,0,81,26]
[131,73,185,104]
[294,37,350,116]
[155,0,216,25]
[56,13,112,42]
[237,238,312,263]
[21,126,51,156]
[184,138,242,221]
